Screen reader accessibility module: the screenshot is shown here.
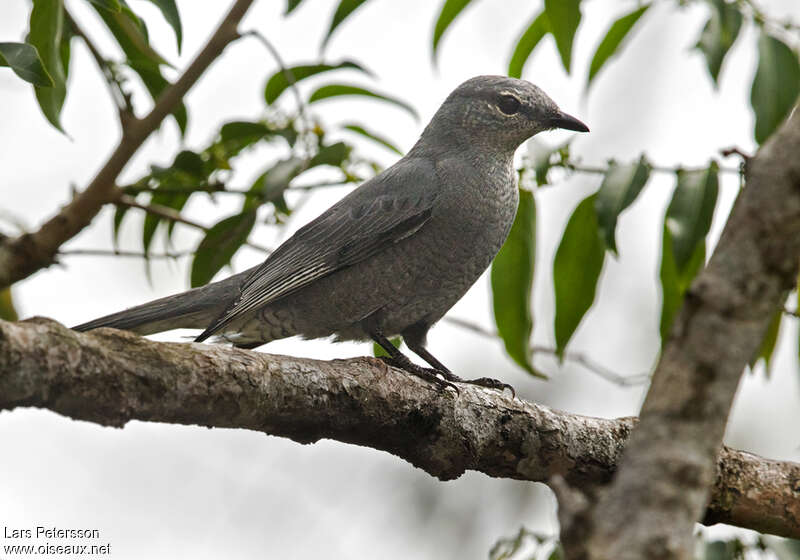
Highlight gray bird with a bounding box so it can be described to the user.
[75,75,588,392]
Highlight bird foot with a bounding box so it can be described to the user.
[379,356,459,393]
[436,370,515,397]
[462,377,516,398]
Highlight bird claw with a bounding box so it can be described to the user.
[462,377,516,398]
[377,356,513,397]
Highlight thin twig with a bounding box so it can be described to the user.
[117,194,208,231]
[720,146,751,160]
[553,160,742,177]
[288,180,356,190]
[243,30,311,135]
[116,194,272,254]
[243,30,317,186]
[64,9,132,123]
[443,316,650,387]
[530,345,651,387]
[59,248,191,259]
[122,184,256,196]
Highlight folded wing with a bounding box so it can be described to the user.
[195,163,440,342]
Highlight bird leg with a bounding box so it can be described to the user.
[402,327,516,398]
[369,331,458,393]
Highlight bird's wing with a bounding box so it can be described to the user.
[195,164,440,341]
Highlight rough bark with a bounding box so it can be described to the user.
[1,317,798,540]
[0,0,255,290]
[585,111,800,559]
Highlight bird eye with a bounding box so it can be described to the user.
[497,94,521,115]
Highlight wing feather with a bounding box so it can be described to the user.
[195,165,440,342]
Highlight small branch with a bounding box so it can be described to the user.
[64,9,132,122]
[243,30,311,136]
[556,159,742,177]
[116,194,272,254]
[122,183,255,197]
[288,179,357,190]
[443,316,650,387]
[117,194,208,231]
[1,317,798,540]
[530,346,651,387]
[0,0,256,290]
[59,248,191,259]
[720,146,751,161]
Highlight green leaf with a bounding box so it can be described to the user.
[544,0,581,73]
[218,121,278,156]
[432,0,476,62]
[593,155,651,255]
[29,0,67,132]
[191,211,257,288]
[666,165,719,274]
[659,225,706,341]
[553,194,606,358]
[85,0,122,11]
[145,0,182,53]
[508,11,549,79]
[373,337,401,358]
[750,308,782,376]
[309,83,419,120]
[491,189,544,377]
[322,0,370,50]
[95,4,167,66]
[141,150,208,253]
[309,141,351,168]
[342,123,403,155]
[247,157,306,212]
[286,0,304,14]
[658,165,719,340]
[751,32,800,144]
[0,287,19,321]
[60,14,74,79]
[142,190,189,255]
[694,0,742,86]
[587,4,649,88]
[264,60,371,105]
[0,42,53,86]
[112,204,129,247]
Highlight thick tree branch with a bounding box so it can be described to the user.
[1,318,798,540]
[586,112,800,558]
[0,0,255,290]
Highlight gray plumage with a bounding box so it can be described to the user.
[75,75,588,385]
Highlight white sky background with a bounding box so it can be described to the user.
[1,0,799,558]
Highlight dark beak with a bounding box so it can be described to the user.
[550,111,590,133]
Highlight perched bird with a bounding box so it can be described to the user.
[75,75,588,392]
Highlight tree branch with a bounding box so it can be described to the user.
[1,317,798,540]
[0,0,255,290]
[584,112,800,558]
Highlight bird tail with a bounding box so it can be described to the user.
[72,274,244,336]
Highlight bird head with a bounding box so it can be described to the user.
[420,75,589,154]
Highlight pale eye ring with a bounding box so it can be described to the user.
[497,94,521,115]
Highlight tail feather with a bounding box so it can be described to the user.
[73,273,247,336]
